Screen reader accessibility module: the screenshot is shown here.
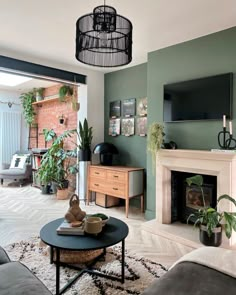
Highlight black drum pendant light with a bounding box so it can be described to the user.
[75,1,133,67]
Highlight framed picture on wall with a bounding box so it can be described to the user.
[122,98,136,117]
[121,118,135,136]
[110,100,121,118]
[137,97,147,116]
[136,117,147,136]
[109,118,121,136]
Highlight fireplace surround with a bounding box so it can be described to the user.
[153,149,236,247]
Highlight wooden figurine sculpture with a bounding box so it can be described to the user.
[65,194,86,223]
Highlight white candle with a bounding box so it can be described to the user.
[229,121,233,135]
[223,115,226,128]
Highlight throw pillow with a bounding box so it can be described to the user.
[10,155,28,169]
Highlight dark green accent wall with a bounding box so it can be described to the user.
[104,27,236,220]
[104,64,147,205]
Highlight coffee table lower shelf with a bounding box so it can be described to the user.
[53,241,125,295]
[53,240,125,295]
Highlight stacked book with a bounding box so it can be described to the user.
[57,220,85,236]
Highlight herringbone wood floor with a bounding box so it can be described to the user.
[0,182,193,267]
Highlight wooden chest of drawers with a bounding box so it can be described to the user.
[87,165,144,218]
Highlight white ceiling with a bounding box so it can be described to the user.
[0,0,236,73]
[0,76,58,92]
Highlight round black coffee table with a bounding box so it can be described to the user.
[40,217,129,295]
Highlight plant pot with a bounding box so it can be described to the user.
[41,184,51,194]
[72,101,80,111]
[57,180,69,189]
[56,188,69,200]
[36,93,43,102]
[50,182,58,194]
[79,149,91,161]
[59,118,65,125]
[199,225,222,247]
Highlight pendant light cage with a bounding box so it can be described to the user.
[76,5,133,67]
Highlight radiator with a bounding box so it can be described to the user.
[0,111,21,166]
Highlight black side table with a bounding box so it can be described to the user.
[40,217,129,295]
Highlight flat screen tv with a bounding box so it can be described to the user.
[163,73,233,122]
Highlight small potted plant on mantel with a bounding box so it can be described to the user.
[186,175,236,247]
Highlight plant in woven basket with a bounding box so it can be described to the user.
[147,122,165,171]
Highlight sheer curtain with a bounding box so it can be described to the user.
[0,111,21,167]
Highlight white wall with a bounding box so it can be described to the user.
[0,89,28,151]
[0,50,105,148]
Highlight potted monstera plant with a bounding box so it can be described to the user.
[186,175,236,246]
[38,130,78,199]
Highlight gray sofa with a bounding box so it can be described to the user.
[143,260,236,295]
[0,246,52,295]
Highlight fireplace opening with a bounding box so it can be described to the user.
[171,171,217,223]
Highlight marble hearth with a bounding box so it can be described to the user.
[143,149,236,248]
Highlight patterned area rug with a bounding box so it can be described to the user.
[5,237,167,295]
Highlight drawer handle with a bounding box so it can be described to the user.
[113,175,119,178]
[95,172,100,175]
[94,184,99,187]
[113,188,118,191]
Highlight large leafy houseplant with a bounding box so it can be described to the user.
[147,122,164,171]
[20,91,36,125]
[186,175,236,246]
[37,130,78,193]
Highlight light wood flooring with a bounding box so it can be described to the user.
[0,181,193,268]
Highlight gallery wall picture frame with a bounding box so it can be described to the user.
[109,118,121,136]
[122,98,136,117]
[110,100,121,118]
[137,97,147,116]
[121,118,135,136]
[136,117,147,136]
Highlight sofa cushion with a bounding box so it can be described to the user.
[142,261,236,295]
[0,247,10,265]
[0,262,52,295]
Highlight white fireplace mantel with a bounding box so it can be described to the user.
[156,149,236,246]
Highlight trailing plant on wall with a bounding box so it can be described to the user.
[20,91,36,125]
[147,122,165,171]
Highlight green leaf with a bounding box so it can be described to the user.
[186,175,203,187]
[218,194,236,207]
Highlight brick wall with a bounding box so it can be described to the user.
[30,83,78,150]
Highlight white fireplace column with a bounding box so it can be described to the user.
[156,149,236,246]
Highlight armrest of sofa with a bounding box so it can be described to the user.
[0,246,11,265]
[0,163,10,170]
[24,164,32,178]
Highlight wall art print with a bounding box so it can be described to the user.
[109,100,121,118]
[109,118,121,136]
[122,98,136,117]
[137,97,147,116]
[136,117,147,136]
[121,118,135,136]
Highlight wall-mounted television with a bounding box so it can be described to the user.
[163,73,233,122]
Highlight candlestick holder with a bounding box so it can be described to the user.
[218,127,236,149]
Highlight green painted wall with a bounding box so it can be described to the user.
[104,64,147,206]
[104,27,236,220]
[146,27,236,219]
